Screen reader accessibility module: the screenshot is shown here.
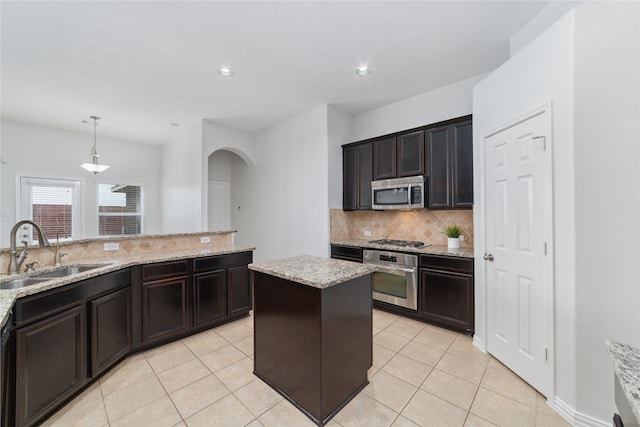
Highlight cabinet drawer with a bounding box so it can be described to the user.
[193,252,253,273]
[419,255,473,274]
[142,260,189,281]
[330,245,363,262]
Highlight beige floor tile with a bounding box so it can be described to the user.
[422,323,459,338]
[110,395,181,427]
[373,311,400,330]
[391,415,420,427]
[170,374,230,419]
[218,323,253,343]
[76,381,103,403]
[214,357,255,391]
[199,343,246,372]
[173,422,187,427]
[146,342,196,374]
[374,330,411,352]
[183,330,229,357]
[373,343,397,368]
[333,392,399,427]
[402,389,467,427]
[384,318,425,339]
[373,326,383,336]
[234,378,283,417]
[142,340,186,358]
[103,375,166,421]
[470,387,536,427]
[535,408,572,427]
[40,393,108,427]
[185,394,254,427]
[436,352,487,385]
[448,336,490,365]
[480,367,537,408]
[412,328,456,351]
[421,369,478,411]
[464,413,499,426]
[487,357,511,373]
[381,354,432,387]
[245,421,264,427]
[100,354,155,396]
[258,400,318,427]
[536,393,557,415]
[399,340,445,367]
[363,370,417,413]
[233,335,254,357]
[157,358,211,394]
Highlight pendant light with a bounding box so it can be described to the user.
[81,115,110,174]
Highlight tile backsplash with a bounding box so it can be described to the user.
[330,208,473,247]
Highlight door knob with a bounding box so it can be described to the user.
[483,253,494,262]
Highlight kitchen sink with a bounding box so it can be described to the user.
[0,264,111,290]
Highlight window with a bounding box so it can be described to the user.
[98,184,143,236]
[20,177,82,242]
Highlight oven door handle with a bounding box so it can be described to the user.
[369,265,417,275]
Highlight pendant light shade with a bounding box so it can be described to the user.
[81,116,110,174]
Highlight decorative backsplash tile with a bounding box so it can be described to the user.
[330,208,474,247]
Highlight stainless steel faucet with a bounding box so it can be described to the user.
[55,230,68,267]
[8,220,50,275]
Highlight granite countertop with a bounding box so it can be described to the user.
[0,245,255,329]
[606,340,640,424]
[249,255,376,289]
[331,239,474,258]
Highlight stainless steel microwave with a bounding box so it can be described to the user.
[371,175,425,210]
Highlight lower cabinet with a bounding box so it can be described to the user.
[193,270,226,327]
[227,265,250,316]
[141,275,190,343]
[90,287,131,377]
[15,306,86,426]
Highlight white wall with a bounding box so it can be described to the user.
[207,150,233,182]
[161,121,203,233]
[474,2,640,424]
[349,73,486,142]
[0,120,162,246]
[231,106,330,261]
[573,1,640,422]
[327,106,352,209]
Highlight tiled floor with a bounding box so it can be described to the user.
[42,310,572,427]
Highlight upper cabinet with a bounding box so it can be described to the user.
[426,117,473,209]
[343,115,472,211]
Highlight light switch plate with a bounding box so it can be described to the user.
[364,230,372,237]
[200,236,211,243]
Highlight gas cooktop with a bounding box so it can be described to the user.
[369,239,429,248]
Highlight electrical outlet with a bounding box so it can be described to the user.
[104,242,119,251]
[364,230,372,237]
[459,235,465,242]
[200,236,211,244]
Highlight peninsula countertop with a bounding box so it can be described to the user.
[606,340,640,425]
[331,239,474,258]
[249,255,376,289]
[0,244,255,329]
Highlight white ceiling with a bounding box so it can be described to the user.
[1,1,549,145]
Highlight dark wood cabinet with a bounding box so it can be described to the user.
[397,131,425,177]
[141,275,190,344]
[420,255,474,335]
[90,287,131,377]
[193,269,226,327]
[373,137,396,180]
[426,117,473,209]
[227,265,250,317]
[330,244,363,263]
[343,142,373,211]
[15,306,86,426]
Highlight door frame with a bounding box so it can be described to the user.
[476,101,555,399]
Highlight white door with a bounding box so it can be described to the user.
[484,110,550,395]
[208,181,230,232]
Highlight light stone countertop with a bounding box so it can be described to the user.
[606,340,640,424]
[0,245,255,329]
[331,239,474,258]
[249,255,376,289]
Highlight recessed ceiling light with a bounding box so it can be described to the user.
[356,66,371,76]
[170,123,180,127]
[218,67,234,77]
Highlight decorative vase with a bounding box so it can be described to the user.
[447,237,460,249]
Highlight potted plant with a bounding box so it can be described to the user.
[443,225,461,249]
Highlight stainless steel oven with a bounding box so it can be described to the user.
[363,249,418,311]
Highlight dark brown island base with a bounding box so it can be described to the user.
[249,255,375,426]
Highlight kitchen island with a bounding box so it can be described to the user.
[249,255,375,426]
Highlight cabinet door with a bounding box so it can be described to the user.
[90,287,131,377]
[343,145,358,211]
[194,270,226,327]
[397,131,425,177]
[451,120,474,208]
[16,306,86,426]
[357,144,373,210]
[228,265,251,317]
[141,276,189,343]
[426,125,451,209]
[421,269,473,334]
[373,137,397,180]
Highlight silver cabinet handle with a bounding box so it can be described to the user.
[483,253,494,262]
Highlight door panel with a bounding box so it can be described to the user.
[485,111,549,395]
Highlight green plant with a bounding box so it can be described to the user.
[443,225,461,238]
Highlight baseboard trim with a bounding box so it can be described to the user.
[473,335,485,351]
[552,397,610,427]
